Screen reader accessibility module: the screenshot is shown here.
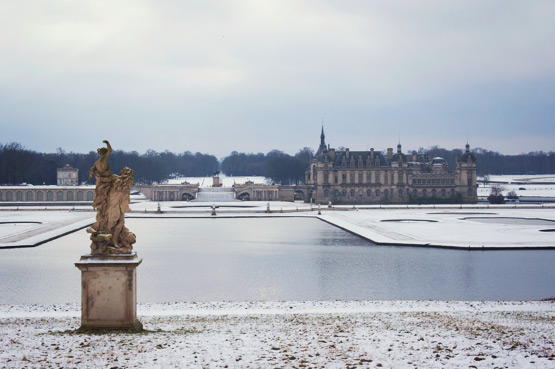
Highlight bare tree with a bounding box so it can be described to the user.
[488,184,505,204]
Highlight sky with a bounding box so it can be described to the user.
[1,0,554,158]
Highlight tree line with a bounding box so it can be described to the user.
[220,147,312,184]
[1,142,554,186]
[0,143,219,185]
[423,146,555,175]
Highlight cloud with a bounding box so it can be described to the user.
[1,0,554,156]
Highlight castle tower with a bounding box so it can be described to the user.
[316,125,328,156]
[456,142,478,202]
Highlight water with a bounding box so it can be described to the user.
[0,218,554,304]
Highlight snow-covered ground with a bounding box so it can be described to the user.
[2,203,555,249]
[0,300,553,368]
[483,174,555,184]
[478,174,555,198]
[165,175,269,187]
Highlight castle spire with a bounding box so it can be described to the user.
[316,122,327,156]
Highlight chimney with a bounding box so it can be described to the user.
[370,148,374,160]
[346,148,350,159]
[412,151,417,162]
[387,148,393,161]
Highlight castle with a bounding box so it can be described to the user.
[305,127,478,204]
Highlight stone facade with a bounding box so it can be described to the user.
[306,130,478,204]
[233,184,309,202]
[57,164,79,186]
[0,186,95,202]
[133,184,199,201]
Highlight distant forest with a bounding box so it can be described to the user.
[1,142,554,186]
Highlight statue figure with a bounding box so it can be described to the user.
[87,140,136,255]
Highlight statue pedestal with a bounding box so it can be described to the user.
[75,253,142,330]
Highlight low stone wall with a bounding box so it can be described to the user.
[0,186,95,202]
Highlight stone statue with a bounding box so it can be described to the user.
[87,140,136,255]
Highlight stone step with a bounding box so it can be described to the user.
[194,189,237,202]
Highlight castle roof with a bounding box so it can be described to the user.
[318,150,389,168]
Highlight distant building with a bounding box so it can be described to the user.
[57,164,79,186]
[306,128,478,204]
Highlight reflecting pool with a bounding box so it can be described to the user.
[1,217,554,304]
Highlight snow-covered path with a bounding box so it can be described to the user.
[1,301,553,368]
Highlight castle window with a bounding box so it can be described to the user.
[384,189,389,198]
[342,190,347,196]
[358,189,363,196]
[422,189,427,197]
[324,190,329,197]
[334,175,338,184]
[350,173,355,183]
[398,189,403,197]
[334,190,339,196]
[450,189,455,197]
[367,189,372,197]
[342,173,346,182]
[376,173,381,184]
[384,173,389,184]
[468,188,472,196]
[431,189,436,197]
[324,172,329,184]
[358,173,363,183]
[376,189,380,197]
[350,190,355,197]
[413,189,417,197]
[441,189,446,197]
[6,191,12,201]
[366,173,371,182]
[26,191,33,201]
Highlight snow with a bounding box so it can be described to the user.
[165,175,270,187]
[479,174,555,198]
[2,185,555,367]
[0,301,553,368]
[319,206,555,249]
[0,211,95,248]
[2,203,555,249]
[483,174,555,184]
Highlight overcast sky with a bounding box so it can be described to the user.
[1,0,554,158]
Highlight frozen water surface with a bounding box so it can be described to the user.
[0,217,554,304]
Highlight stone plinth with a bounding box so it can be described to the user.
[75,253,142,330]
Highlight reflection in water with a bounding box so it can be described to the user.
[0,217,554,304]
